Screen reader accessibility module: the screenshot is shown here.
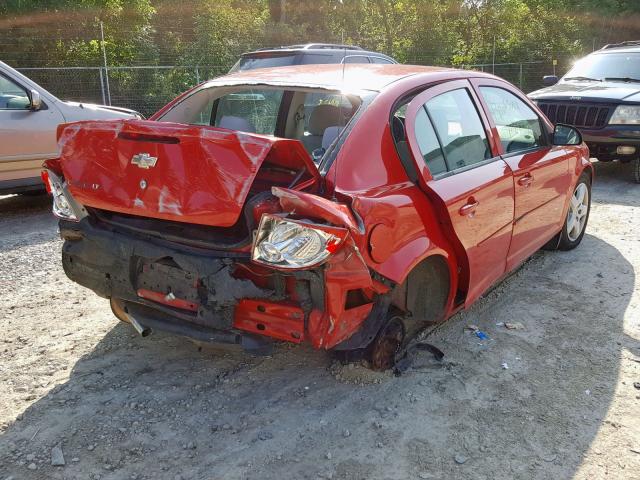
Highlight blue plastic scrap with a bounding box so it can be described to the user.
[475,330,489,340]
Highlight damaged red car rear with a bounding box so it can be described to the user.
[44,65,593,368]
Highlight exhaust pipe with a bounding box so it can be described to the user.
[128,315,151,337]
[110,298,151,337]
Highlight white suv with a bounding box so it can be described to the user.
[0,61,140,194]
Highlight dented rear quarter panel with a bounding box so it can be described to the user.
[323,72,465,313]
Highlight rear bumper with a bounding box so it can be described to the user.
[59,217,378,350]
[581,126,640,161]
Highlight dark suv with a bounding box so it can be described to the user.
[529,41,640,183]
[229,43,397,72]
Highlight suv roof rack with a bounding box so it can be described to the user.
[302,43,363,50]
[245,43,364,54]
[601,40,640,50]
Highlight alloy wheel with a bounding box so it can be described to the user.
[567,183,589,241]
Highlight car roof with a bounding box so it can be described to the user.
[596,41,640,54]
[596,46,640,54]
[211,64,480,93]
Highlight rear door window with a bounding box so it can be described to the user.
[414,108,447,175]
[300,54,336,64]
[425,88,491,171]
[343,55,371,64]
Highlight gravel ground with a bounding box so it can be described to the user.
[1,161,639,480]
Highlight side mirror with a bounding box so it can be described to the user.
[543,75,559,87]
[29,89,42,111]
[553,123,582,146]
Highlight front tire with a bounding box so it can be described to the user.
[633,158,640,184]
[558,173,591,251]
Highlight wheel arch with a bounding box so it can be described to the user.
[579,160,594,184]
[574,147,594,184]
[388,252,457,326]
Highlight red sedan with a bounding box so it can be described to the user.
[43,64,592,369]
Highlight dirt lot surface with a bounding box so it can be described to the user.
[1,161,639,480]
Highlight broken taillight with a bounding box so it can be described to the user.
[43,169,80,221]
[41,169,52,194]
[252,214,347,269]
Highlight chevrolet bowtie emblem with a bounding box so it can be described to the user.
[131,153,158,169]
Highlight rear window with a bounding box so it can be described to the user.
[214,90,284,135]
[300,53,338,64]
[232,54,298,72]
[156,84,367,159]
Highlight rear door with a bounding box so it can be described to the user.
[470,78,572,270]
[404,80,515,306]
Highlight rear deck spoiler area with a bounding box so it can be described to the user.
[56,119,319,227]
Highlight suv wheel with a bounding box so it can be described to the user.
[633,158,640,184]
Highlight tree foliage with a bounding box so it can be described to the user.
[3,0,640,69]
[2,0,639,115]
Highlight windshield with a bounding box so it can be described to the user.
[229,54,298,72]
[157,85,364,161]
[563,52,640,81]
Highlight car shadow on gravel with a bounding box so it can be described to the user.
[0,193,58,254]
[0,192,50,214]
[592,160,639,207]
[1,204,638,478]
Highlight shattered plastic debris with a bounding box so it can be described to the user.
[465,325,489,341]
[504,322,525,330]
[501,362,509,369]
[51,445,65,466]
[393,342,445,376]
[496,321,525,330]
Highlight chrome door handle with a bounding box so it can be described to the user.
[518,174,533,187]
[459,199,479,216]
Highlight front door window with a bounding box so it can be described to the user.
[0,75,29,110]
[479,86,547,154]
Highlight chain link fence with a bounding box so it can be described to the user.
[18,61,566,118]
[18,65,230,118]
[461,62,555,93]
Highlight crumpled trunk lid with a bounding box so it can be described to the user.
[58,119,319,227]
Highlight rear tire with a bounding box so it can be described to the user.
[362,257,450,371]
[633,158,640,184]
[558,172,591,251]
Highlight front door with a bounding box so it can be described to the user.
[470,79,573,270]
[0,73,63,186]
[404,80,515,306]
